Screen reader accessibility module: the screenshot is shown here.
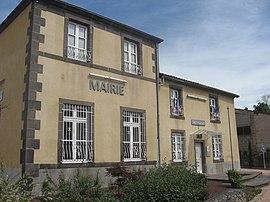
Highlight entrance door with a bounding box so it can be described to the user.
[195,142,203,173]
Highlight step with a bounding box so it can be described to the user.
[243,175,270,188]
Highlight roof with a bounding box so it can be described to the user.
[0,0,163,43]
[160,73,239,98]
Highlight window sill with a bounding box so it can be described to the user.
[65,57,91,65]
[170,115,185,120]
[171,161,188,166]
[210,120,221,124]
[123,70,143,77]
[213,159,224,163]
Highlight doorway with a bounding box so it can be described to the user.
[195,142,204,173]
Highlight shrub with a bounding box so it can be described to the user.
[246,188,262,201]
[106,166,144,197]
[41,170,103,202]
[0,161,33,202]
[122,164,208,202]
[226,169,243,188]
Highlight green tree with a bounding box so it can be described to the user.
[253,94,270,113]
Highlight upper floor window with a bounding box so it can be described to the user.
[209,96,220,121]
[170,89,183,117]
[172,132,185,162]
[67,22,91,62]
[123,40,142,75]
[212,135,223,161]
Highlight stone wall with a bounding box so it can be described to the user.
[205,189,246,202]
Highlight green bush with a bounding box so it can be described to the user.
[122,164,208,202]
[41,170,107,202]
[226,169,243,188]
[0,161,33,202]
[246,188,262,201]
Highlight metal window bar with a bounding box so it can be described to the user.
[122,111,146,161]
[61,103,93,163]
[67,46,91,62]
[172,133,185,162]
[213,135,222,160]
[170,89,184,116]
[124,62,142,75]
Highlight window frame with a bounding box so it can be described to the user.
[171,131,186,163]
[64,18,92,63]
[59,99,94,164]
[121,107,146,162]
[170,88,184,118]
[212,135,223,161]
[122,37,142,75]
[209,95,220,122]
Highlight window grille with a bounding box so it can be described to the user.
[61,103,93,163]
[170,89,183,116]
[213,135,223,160]
[172,132,185,162]
[122,111,146,161]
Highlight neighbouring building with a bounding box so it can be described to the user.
[236,108,270,167]
[0,0,240,185]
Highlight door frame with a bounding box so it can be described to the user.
[194,141,206,173]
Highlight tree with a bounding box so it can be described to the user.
[254,94,270,113]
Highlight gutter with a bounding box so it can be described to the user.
[155,43,161,166]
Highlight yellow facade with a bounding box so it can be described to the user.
[159,76,240,174]
[0,0,240,178]
[0,4,32,168]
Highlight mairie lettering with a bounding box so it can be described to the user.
[89,80,124,96]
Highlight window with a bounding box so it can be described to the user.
[123,40,141,75]
[61,103,93,163]
[209,96,220,121]
[171,132,185,162]
[122,110,146,161]
[67,22,91,62]
[212,135,223,161]
[237,126,251,135]
[170,89,183,116]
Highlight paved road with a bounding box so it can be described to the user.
[242,168,270,202]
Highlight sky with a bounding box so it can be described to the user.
[1,0,270,109]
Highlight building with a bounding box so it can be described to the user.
[236,108,270,167]
[0,0,240,183]
[159,74,240,174]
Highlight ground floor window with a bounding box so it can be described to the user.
[61,103,93,163]
[212,135,223,161]
[122,110,146,161]
[171,131,185,162]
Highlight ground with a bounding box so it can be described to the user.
[207,180,255,199]
[207,180,231,198]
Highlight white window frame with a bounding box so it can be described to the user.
[123,40,141,75]
[122,111,146,162]
[172,132,185,162]
[170,89,183,116]
[61,103,93,163]
[213,135,223,161]
[210,97,220,121]
[67,22,90,62]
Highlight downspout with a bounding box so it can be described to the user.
[155,43,161,166]
[227,106,234,169]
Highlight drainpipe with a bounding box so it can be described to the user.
[227,107,234,169]
[155,43,161,166]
